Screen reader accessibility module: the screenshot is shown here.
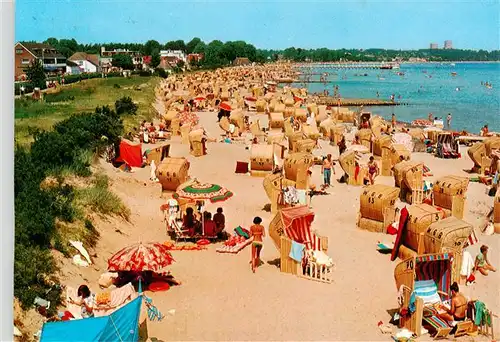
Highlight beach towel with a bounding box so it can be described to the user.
[289,241,305,262]
[296,189,307,205]
[460,250,474,278]
[414,280,441,305]
[311,250,333,267]
[69,240,92,265]
[283,186,299,204]
[94,283,137,317]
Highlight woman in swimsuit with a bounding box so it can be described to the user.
[367,156,379,185]
[438,282,468,322]
[250,216,265,273]
[474,245,496,275]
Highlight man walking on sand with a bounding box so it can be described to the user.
[321,154,334,187]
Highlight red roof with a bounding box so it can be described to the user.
[143,56,152,64]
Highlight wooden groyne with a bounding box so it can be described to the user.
[315,97,408,107]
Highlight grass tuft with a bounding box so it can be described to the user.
[76,174,131,220]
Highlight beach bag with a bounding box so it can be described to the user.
[235,161,249,174]
[234,226,250,239]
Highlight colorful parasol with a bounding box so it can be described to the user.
[194,96,206,102]
[177,111,199,126]
[294,95,304,103]
[219,102,232,111]
[173,180,233,203]
[108,242,175,272]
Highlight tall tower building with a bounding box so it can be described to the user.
[444,40,453,49]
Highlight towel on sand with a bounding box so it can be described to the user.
[460,250,474,278]
[94,283,137,317]
[289,241,305,262]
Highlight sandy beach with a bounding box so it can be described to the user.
[28,98,498,341]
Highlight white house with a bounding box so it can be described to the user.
[66,60,81,75]
[68,52,100,73]
[160,50,186,63]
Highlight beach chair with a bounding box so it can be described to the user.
[269,206,334,284]
[395,253,473,338]
[219,117,240,137]
[436,133,459,159]
[250,120,266,142]
[170,219,195,243]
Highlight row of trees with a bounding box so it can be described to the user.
[26,38,500,70]
[259,47,500,62]
[34,37,263,69]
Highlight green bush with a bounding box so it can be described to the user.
[115,96,138,115]
[14,104,127,310]
[14,82,34,95]
[14,245,58,311]
[138,70,151,77]
[154,68,168,78]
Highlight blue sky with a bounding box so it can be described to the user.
[15,0,499,50]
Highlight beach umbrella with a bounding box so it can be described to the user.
[173,179,233,203]
[194,96,206,102]
[173,180,233,236]
[245,96,257,102]
[177,111,199,126]
[219,102,232,111]
[108,242,175,272]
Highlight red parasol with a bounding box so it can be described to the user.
[194,96,206,102]
[219,102,232,111]
[245,96,257,102]
[294,96,304,103]
[107,242,175,272]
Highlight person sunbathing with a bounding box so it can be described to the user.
[437,282,467,322]
[474,245,496,275]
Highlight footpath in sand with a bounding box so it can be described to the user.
[55,107,499,341]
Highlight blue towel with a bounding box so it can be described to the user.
[409,291,416,313]
[289,241,305,262]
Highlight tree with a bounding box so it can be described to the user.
[144,40,161,56]
[150,49,161,68]
[186,37,202,54]
[25,60,46,90]
[164,40,186,52]
[112,54,134,70]
[193,41,206,54]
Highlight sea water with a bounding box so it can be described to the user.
[299,62,500,133]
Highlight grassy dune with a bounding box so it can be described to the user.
[15,76,160,146]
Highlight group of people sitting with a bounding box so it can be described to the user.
[182,207,226,238]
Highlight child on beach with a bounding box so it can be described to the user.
[250,217,265,273]
[474,245,496,276]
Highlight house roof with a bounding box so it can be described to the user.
[68,52,100,67]
[66,60,79,67]
[19,42,66,59]
[233,57,251,65]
